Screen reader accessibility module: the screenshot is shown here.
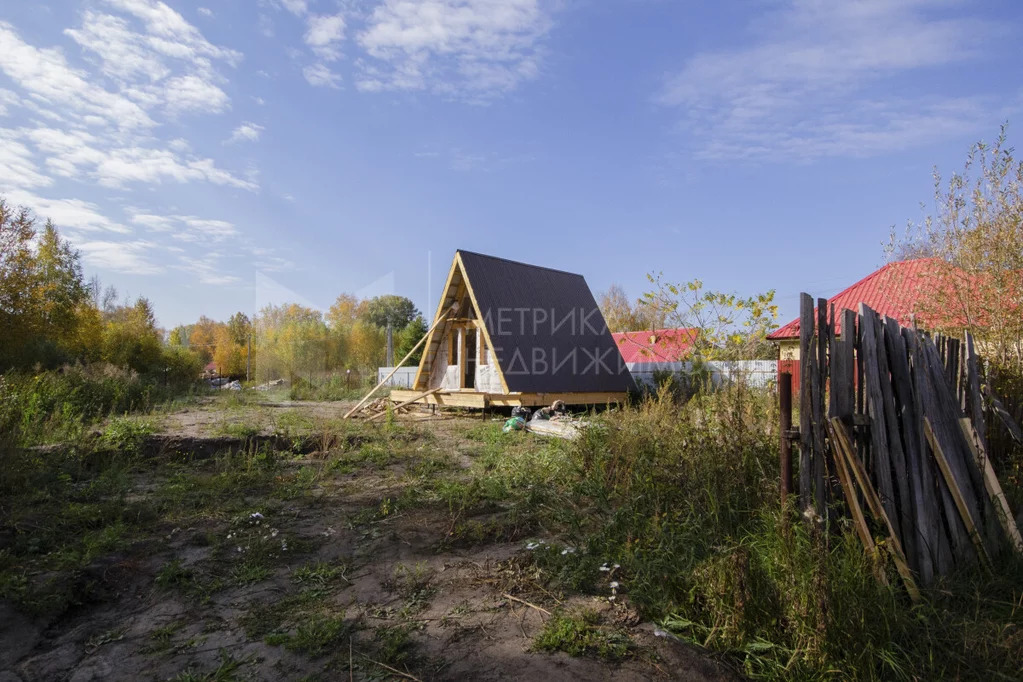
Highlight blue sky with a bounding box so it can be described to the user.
[1,0,1020,330]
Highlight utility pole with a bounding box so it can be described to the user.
[386,322,394,367]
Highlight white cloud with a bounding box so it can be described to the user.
[130,212,176,231]
[163,74,230,114]
[77,239,163,274]
[0,130,53,189]
[2,188,130,233]
[356,0,550,99]
[304,63,341,89]
[198,7,213,18]
[101,0,240,66]
[0,88,19,116]
[0,22,154,129]
[130,210,237,242]
[177,258,241,285]
[65,11,171,83]
[18,126,256,191]
[279,0,308,17]
[305,13,345,61]
[227,122,264,143]
[657,0,1003,161]
[95,147,257,189]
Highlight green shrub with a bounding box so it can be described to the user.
[0,363,198,446]
[533,609,633,661]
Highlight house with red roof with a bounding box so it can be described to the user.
[768,258,941,387]
[612,328,700,364]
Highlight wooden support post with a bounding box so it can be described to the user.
[780,371,793,507]
[799,294,814,512]
[814,297,830,515]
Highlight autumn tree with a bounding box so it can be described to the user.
[887,125,1023,387]
[361,295,420,330]
[189,316,221,364]
[227,312,251,346]
[641,276,779,362]
[394,315,428,364]
[102,298,164,373]
[253,303,328,382]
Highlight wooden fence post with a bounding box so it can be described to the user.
[780,371,794,508]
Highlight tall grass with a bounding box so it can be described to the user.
[522,386,1023,679]
[0,363,199,447]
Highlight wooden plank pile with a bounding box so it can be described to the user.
[792,293,1022,597]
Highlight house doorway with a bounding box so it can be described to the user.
[464,331,476,389]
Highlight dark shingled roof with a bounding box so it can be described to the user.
[458,250,635,394]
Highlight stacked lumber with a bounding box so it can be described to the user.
[791,293,1022,597]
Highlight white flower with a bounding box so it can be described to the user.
[610,581,620,589]
[236,546,243,553]
[271,529,279,538]
[613,564,620,569]
[599,564,610,572]
[250,512,264,520]
[561,547,576,555]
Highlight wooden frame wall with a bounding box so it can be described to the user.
[412,251,511,394]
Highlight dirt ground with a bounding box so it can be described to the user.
[1,397,739,681]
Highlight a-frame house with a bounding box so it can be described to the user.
[389,250,635,408]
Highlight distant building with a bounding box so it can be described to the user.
[611,328,699,364]
[768,258,941,387]
[390,250,635,408]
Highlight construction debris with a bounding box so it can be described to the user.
[526,415,585,440]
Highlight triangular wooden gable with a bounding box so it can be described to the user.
[412,251,510,393]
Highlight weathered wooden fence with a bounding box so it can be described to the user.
[785,293,1022,597]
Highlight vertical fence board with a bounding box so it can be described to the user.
[874,316,916,571]
[814,298,830,514]
[799,294,815,512]
[884,318,932,583]
[858,304,901,538]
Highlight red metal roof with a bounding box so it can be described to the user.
[612,328,699,363]
[768,259,941,341]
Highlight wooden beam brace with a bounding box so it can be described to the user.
[924,417,992,571]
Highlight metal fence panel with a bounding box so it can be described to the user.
[377,367,417,388]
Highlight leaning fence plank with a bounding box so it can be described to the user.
[925,418,992,572]
[986,389,1023,444]
[921,336,999,555]
[799,293,815,512]
[858,304,900,538]
[958,417,1023,556]
[875,316,916,571]
[832,418,921,602]
[828,420,888,585]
